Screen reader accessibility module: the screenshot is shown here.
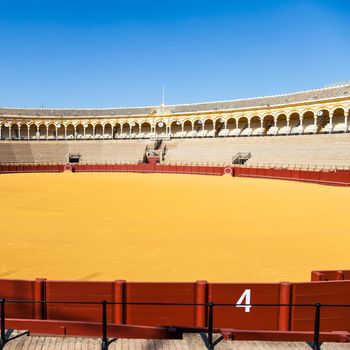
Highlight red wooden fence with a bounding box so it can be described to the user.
[1,276,350,335]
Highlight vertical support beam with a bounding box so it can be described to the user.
[113,280,125,324]
[0,299,5,346]
[101,300,108,350]
[196,280,207,327]
[336,270,344,280]
[278,282,291,331]
[345,111,349,132]
[313,303,321,350]
[311,272,327,281]
[34,278,47,320]
[329,112,333,133]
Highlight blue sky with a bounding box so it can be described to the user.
[0,0,349,108]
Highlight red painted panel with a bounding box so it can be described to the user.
[46,281,114,322]
[311,270,350,281]
[0,279,35,318]
[208,283,280,330]
[291,281,350,331]
[333,170,349,184]
[125,282,197,327]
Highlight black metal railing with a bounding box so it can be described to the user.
[1,298,350,350]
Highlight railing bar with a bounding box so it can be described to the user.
[3,299,350,307]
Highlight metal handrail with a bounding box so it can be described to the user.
[1,298,350,350]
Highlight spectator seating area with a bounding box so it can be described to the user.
[1,133,350,168]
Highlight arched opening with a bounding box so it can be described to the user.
[155,121,166,135]
[130,122,140,137]
[48,124,56,140]
[11,124,19,140]
[303,111,316,134]
[1,124,10,140]
[29,124,37,139]
[85,124,93,139]
[57,124,65,139]
[264,115,276,135]
[250,116,262,136]
[170,121,182,137]
[66,124,75,139]
[104,123,112,139]
[332,108,346,132]
[276,114,289,135]
[183,120,192,136]
[193,120,203,137]
[94,124,103,139]
[226,118,236,136]
[121,123,131,138]
[289,113,302,134]
[20,124,29,140]
[38,124,47,139]
[76,124,84,139]
[215,118,225,136]
[315,109,330,133]
[237,117,249,136]
[203,119,214,137]
[113,123,121,138]
[140,122,151,138]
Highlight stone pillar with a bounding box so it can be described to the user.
[345,111,349,132]
[329,112,333,133]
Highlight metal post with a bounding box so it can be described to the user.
[0,299,5,348]
[313,303,321,350]
[101,300,108,350]
[208,302,214,350]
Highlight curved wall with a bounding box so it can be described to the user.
[0,84,350,140]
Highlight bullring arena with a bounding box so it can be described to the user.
[1,83,350,349]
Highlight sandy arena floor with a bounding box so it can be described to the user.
[0,172,349,282]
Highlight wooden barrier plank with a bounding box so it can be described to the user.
[125,282,197,327]
[208,283,280,330]
[291,281,350,332]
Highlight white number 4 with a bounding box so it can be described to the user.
[235,289,251,313]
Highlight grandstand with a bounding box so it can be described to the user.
[1,133,350,168]
[0,83,350,170]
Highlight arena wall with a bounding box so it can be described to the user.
[0,163,349,186]
[1,277,350,336]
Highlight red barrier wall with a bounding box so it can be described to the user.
[291,281,350,331]
[311,269,350,281]
[1,276,350,334]
[234,166,350,186]
[73,164,227,177]
[1,162,349,186]
[0,164,64,174]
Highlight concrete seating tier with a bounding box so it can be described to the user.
[0,140,148,164]
[163,133,350,167]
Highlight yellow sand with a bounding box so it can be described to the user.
[0,172,349,282]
